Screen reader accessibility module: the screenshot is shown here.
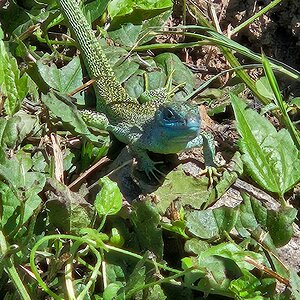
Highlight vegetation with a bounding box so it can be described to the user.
[0,0,299,299]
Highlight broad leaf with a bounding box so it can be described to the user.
[95,177,122,216]
[255,76,276,101]
[0,40,28,115]
[229,269,265,300]
[46,178,94,233]
[0,111,37,148]
[42,91,107,144]
[186,206,238,240]
[37,56,84,103]
[266,207,297,247]
[155,53,195,100]
[130,201,163,258]
[108,0,172,26]
[103,282,124,300]
[230,93,300,197]
[125,253,147,298]
[0,150,45,234]
[290,270,300,300]
[82,0,109,23]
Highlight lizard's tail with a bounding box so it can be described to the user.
[57,0,130,111]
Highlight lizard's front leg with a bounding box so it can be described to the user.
[186,131,216,166]
[186,131,223,184]
[130,145,165,181]
[80,110,110,131]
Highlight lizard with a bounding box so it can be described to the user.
[57,0,217,180]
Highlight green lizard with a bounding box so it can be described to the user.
[57,0,217,179]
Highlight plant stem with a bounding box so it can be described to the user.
[232,0,282,35]
[105,244,181,274]
[0,231,31,300]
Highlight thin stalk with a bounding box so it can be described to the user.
[105,244,181,274]
[64,258,76,300]
[262,53,300,149]
[97,214,107,232]
[30,234,102,300]
[0,231,31,300]
[131,41,210,52]
[5,259,31,300]
[127,269,193,297]
[232,0,282,35]
[182,5,270,104]
[183,64,263,101]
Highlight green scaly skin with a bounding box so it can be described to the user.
[57,0,217,179]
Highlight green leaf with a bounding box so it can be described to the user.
[147,285,167,300]
[229,269,264,300]
[266,207,297,247]
[108,0,172,26]
[186,206,238,240]
[82,0,109,23]
[110,228,125,247]
[125,252,148,298]
[42,91,107,144]
[0,111,37,148]
[0,40,28,116]
[197,255,240,297]
[290,269,300,300]
[114,59,139,84]
[261,53,300,149]
[46,178,94,233]
[153,153,242,214]
[255,76,275,101]
[37,56,84,103]
[198,242,264,271]
[125,69,167,100]
[230,93,300,197]
[0,181,21,230]
[161,219,188,239]
[130,201,163,258]
[237,193,268,235]
[109,9,171,47]
[0,149,44,189]
[109,23,143,47]
[95,177,122,216]
[186,210,219,240]
[291,97,300,108]
[154,53,195,100]
[103,282,124,300]
[0,1,31,34]
[0,150,45,234]
[237,193,295,251]
[184,239,210,255]
[154,167,212,214]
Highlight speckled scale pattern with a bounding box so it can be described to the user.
[80,109,109,130]
[58,0,217,178]
[58,0,133,112]
[106,100,162,125]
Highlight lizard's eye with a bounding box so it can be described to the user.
[163,108,176,120]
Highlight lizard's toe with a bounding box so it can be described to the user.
[139,160,165,182]
[198,165,226,186]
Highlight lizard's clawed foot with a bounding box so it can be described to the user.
[198,165,226,186]
[138,159,165,182]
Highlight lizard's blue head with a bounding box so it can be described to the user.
[154,102,200,147]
